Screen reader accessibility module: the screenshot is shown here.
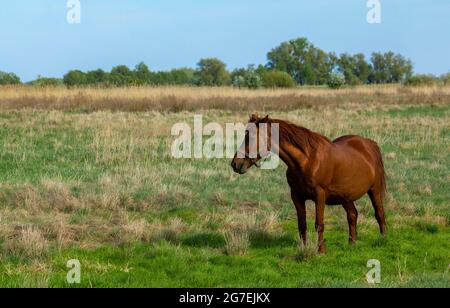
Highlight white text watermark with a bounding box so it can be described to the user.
[367,0,381,24]
[366,259,381,284]
[67,0,81,24]
[67,259,81,284]
[171,115,280,170]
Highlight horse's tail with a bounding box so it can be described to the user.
[372,141,387,200]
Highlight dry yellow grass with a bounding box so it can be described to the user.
[1,84,449,99]
[297,231,320,262]
[3,226,49,259]
[0,84,449,112]
[222,210,283,256]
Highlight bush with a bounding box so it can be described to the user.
[195,58,231,86]
[440,73,450,85]
[327,73,346,89]
[232,75,246,88]
[232,66,262,89]
[262,70,295,88]
[404,75,439,87]
[30,76,63,87]
[0,71,21,85]
[246,71,263,89]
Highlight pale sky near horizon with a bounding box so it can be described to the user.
[0,0,449,81]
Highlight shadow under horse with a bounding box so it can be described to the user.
[231,114,387,253]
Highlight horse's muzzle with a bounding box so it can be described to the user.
[231,160,247,174]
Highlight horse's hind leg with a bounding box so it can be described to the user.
[368,189,387,235]
[342,202,358,244]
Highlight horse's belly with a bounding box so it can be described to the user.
[326,190,367,205]
[327,153,375,203]
[325,195,347,205]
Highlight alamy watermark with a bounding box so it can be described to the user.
[367,0,381,24]
[171,115,280,170]
[67,259,81,284]
[67,0,81,24]
[366,259,381,284]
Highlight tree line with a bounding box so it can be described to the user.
[1,37,449,88]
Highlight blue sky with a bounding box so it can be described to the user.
[0,0,448,81]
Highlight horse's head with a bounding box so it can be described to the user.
[231,114,272,174]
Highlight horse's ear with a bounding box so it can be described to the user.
[249,114,259,122]
[262,115,270,122]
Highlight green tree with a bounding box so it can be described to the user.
[109,65,135,86]
[267,41,299,79]
[195,58,231,86]
[353,53,372,84]
[308,47,335,85]
[267,38,334,85]
[0,71,21,85]
[337,53,372,85]
[151,71,174,85]
[231,68,248,86]
[391,53,413,82]
[170,68,195,85]
[63,70,88,87]
[86,69,109,85]
[134,62,152,85]
[369,52,413,84]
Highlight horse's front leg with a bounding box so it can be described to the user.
[314,191,326,254]
[291,190,307,246]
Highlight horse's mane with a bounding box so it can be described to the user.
[268,119,331,156]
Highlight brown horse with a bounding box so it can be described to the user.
[231,114,387,253]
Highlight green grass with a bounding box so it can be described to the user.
[0,102,448,288]
[0,227,448,288]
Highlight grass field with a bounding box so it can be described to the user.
[0,85,449,287]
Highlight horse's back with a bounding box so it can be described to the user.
[333,135,381,166]
[320,135,384,203]
[333,135,374,146]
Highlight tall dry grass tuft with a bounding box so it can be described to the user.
[223,229,250,256]
[222,210,282,256]
[3,226,49,259]
[12,185,43,214]
[122,219,151,242]
[296,231,319,262]
[41,179,83,212]
[148,218,188,243]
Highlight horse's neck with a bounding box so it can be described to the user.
[277,128,311,171]
[277,139,306,171]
